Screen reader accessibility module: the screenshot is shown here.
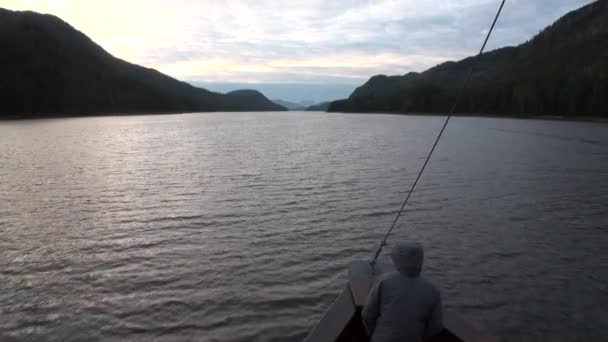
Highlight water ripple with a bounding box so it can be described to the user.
[1,113,607,341]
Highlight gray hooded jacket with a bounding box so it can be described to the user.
[362,242,442,342]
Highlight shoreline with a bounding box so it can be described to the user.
[0,109,283,121]
[319,111,608,124]
[1,110,607,124]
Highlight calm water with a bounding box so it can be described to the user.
[1,112,607,342]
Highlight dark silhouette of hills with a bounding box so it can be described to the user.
[272,99,306,110]
[0,9,285,119]
[306,102,331,111]
[329,1,608,117]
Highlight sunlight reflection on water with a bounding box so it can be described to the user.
[1,113,607,341]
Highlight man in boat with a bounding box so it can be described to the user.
[362,242,443,342]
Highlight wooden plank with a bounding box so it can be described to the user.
[303,285,357,342]
[348,261,373,306]
[348,261,394,306]
[444,309,498,342]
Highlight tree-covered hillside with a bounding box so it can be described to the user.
[329,1,608,117]
[0,9,285,119]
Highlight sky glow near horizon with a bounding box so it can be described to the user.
[1,0,593,87]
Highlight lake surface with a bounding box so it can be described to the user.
[1,112,607,342]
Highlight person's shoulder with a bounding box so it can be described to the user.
[375,271,401,284]
[418,275,441,296]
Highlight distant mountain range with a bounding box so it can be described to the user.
[272,99,330,111]
[329,1,608,117]
[0,9,285,119]
[306,102,331,111]
[272,99,307,110]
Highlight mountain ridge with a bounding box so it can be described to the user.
[328,1,608,117]
[0,8,285,119]
[272,99,306,111]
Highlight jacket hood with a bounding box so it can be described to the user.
[391,242,424,277]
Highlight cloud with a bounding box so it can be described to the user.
[0,0,595,83]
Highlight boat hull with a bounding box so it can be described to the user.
[304,261,497,342]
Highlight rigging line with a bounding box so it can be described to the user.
[371,0,507,265]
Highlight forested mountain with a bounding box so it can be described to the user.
[272,99,306,110]
[329,0,608,117]
[0,9,285,119]
[306,102,331,111]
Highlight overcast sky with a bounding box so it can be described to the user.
[1,0,594,101]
